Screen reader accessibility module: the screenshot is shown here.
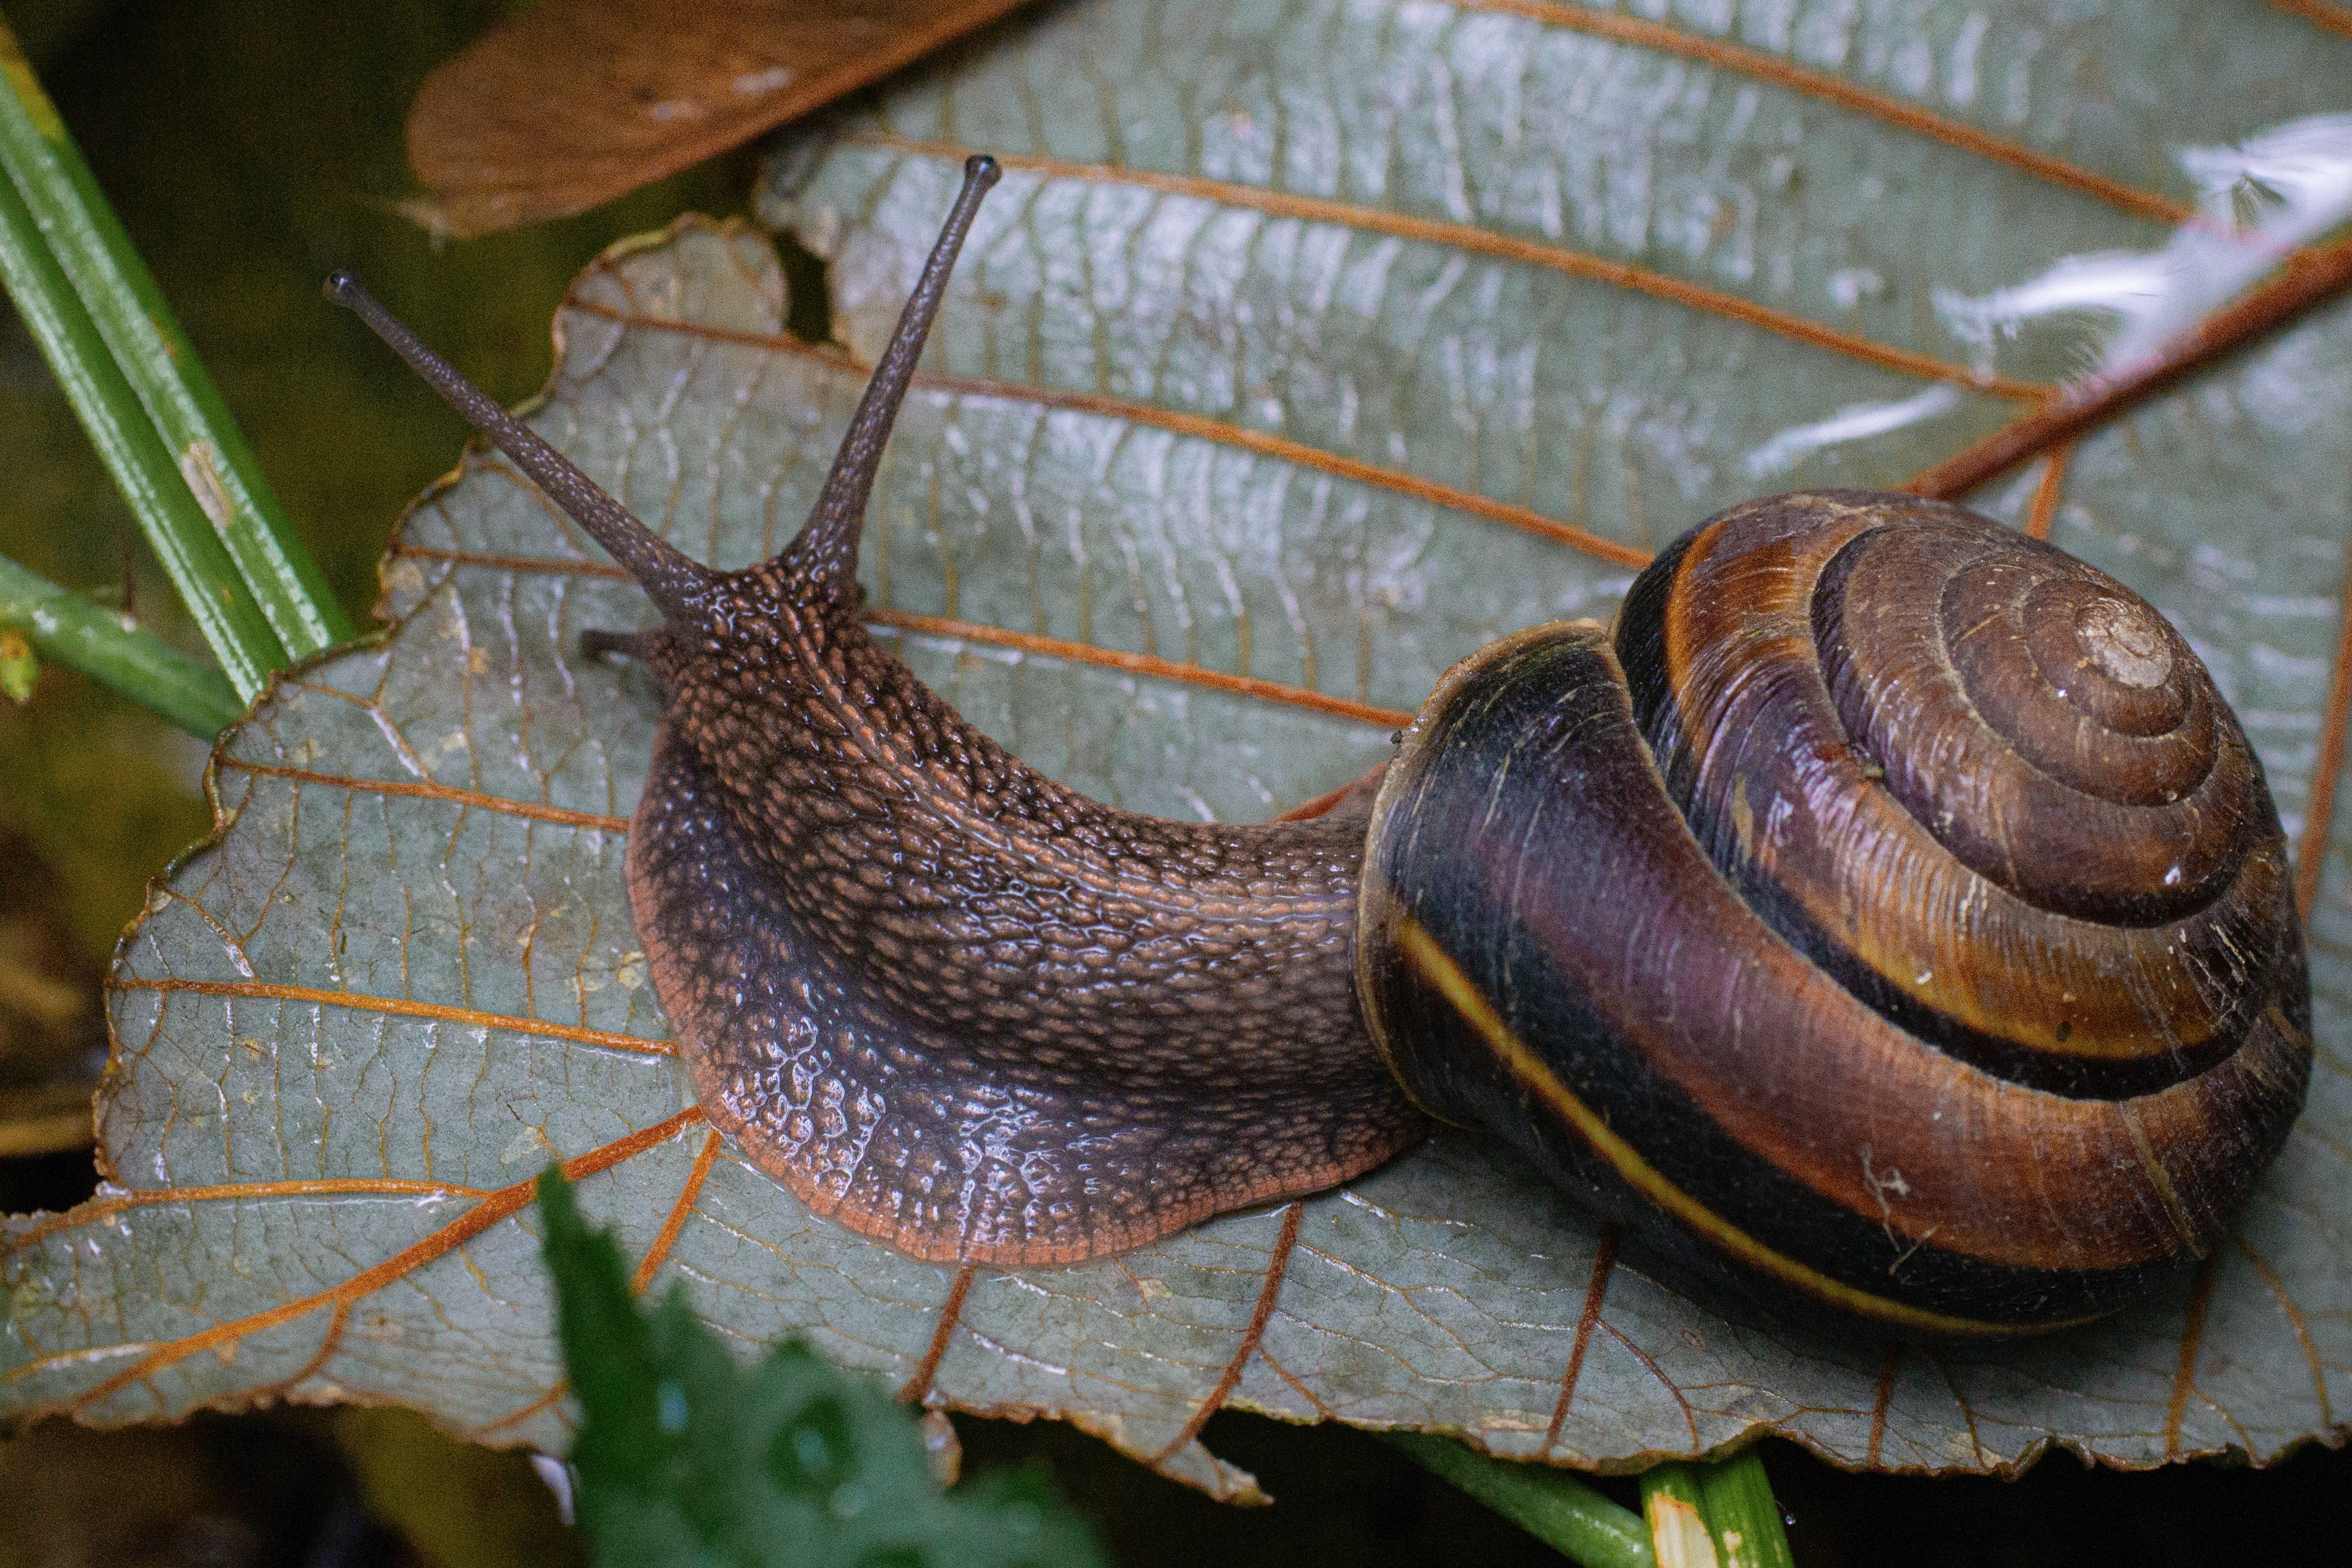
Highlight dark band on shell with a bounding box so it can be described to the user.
[1362,496,2311,1332]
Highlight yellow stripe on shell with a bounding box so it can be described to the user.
[1390,914,2103,1338]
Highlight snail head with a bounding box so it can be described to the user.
[327,153,1423,1267]
[324,153,1003,646]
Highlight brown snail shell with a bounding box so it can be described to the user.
[334,159,2311,1335]
[1359,492,2310,1333]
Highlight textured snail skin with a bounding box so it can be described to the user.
[1359,492,2311,1332]
[617,557,1424,1264]
[336,160,2310,1327]
[589,163,1427,1265]
[332,159,1424,1268]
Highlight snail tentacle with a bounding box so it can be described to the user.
[786,154,999,590]
[326,271,715,620]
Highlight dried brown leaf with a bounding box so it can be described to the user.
[405,0,1036,237]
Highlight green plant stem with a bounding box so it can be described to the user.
[1382,1433,1655,1568]
[0,143,282,697]
[1639,1461,1718,1568]
[1693,1451,1795,1568]
[0,553,243,736]
[0,20,350,662]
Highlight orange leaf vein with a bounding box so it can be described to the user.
[1150,1201,1302,1466]
[109,978,674,1057]
[17,1107,704,1415]
[1461,1,2190,226]
[2,1178,498,1260]
[2164,1251,2225,1458]
[217,758,631,834]
[630,1129,726,1294]
[1543,1225,1617,1453]
[392,546,1418,730]
[851,132,2052,401]
[559,299,1661,568]
[2265,1,2352,42]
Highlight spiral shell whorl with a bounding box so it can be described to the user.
[1360,491,2311,1332]
[1817,517,2242,920]
[1617,491,2298,1098]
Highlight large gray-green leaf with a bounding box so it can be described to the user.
[7,0,2351,1499]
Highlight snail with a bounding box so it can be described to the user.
[329,154,2310,1336]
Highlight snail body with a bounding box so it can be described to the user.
[333,157,2309,1335]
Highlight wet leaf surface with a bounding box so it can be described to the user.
[7,0,2352,1501]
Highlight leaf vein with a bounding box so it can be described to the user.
[13,1107,703,1415]
[389,546,1417,729]
[1459,1,2191,225]
[1150,1202,1302,1465]
[108,978,674,1057]
[848,132,2052,399]
[560,298,1665,566]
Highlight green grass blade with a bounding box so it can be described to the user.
[1640,1461,1719,1568]
[1694,1451,1795,1568]
[0,21,350,658]
[1382,1433,1655,1568]
[1,553,243,736]
[0,159,283,698]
